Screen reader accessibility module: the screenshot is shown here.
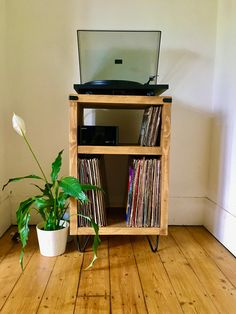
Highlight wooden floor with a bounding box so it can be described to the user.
[0,226,236,313]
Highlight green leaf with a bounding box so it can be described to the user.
[84,254,98,270]
[31,183,45,194]
[31,183,53,197]
[80,183,103,192]
[57,192,69,210]
[16,197,35,270]
[34,196,54,221]
[2,175,43,191]
[79,214,101,270]
[51,150,63,184]
[58,176,89,203]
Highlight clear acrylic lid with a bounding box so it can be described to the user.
[77,30,162,84]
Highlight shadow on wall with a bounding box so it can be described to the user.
[169,99,212,198]
[203,104,236,256]
[161,49,200,84]
[208,110,236,215]
[160,48,214,110]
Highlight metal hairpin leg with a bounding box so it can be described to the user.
[75,235,91,252]
[146,235,159,252]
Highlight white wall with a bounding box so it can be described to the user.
[205,0,236,256]
[0,0,11,236]
[3,1,217,225]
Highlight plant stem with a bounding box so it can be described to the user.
[22,132,53,197]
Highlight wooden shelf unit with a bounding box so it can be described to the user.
[69,94,171,237]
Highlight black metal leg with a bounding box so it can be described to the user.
[74,235,91,252]
[146,235,159,252]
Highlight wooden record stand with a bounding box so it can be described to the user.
[69,94,171,252]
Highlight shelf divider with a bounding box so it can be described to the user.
[77,145,162,155]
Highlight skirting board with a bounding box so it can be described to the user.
[203,198,236,257]
[0,195,11,237]
[9,194,236,257]
[168,196,205,225]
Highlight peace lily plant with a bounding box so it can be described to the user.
[2,113,101,270]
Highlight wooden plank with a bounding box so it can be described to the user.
[78,238,109,297]
[71,94,171,107]
[132,236,182,313]
[0,226,17,263]
[170,226,236,313]
[75,296,110,313]
[159,103,171,233]
[37,242,83,313]
[69,99,79,235]
[2,226,236,313]
[76,226,164,236]
[109,236,135,258]
[187,226,236,287]
[109,236,147,313]
[1,251,56,313]
[77,145,162,155]
[158,231,218,313]
[0,228,38,311]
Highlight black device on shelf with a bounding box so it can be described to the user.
[79,125,119,146]
[74,30,169,96]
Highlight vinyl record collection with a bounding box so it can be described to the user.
[126,157,161,227]
[139,106,162,146]
[78,157,107,226]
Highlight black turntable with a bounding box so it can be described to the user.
[74,80,168,96]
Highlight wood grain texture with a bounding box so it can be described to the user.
[37,243,83,313]
[69,99,79,235]
[132,236,182,313]
[170,226,236,313]
[75,296,110,314]
[1,226,236,313]
[1,252,56,313]
[158,231,218,313]
[187,226,236,287]
[159,103,171,234]
[71,94,171,108]
[0,226,17,263]
[109,236,147,314]
[0,227,38,311]
[77,145,162,155]
[78,239,109,297]
[75,226,165,235]
[69,94,171,238]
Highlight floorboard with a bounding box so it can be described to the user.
[170,226,236,313]
[0,226,235,313]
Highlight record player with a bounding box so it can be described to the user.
[74,30,169,96]
[74,80,168,96]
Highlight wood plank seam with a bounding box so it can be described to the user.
[187,226,236,289]
[131,236,152,313]
[169,227,236,313]
[35,255,58,312]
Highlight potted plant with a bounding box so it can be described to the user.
[2,113,100,270]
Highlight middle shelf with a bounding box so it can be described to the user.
[77,145,162,155]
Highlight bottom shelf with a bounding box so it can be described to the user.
[75,208,167,236]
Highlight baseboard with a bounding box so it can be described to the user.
[203,198,236,257]
[168,196,205,225]
[0,194,11,237]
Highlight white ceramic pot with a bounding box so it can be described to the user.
[36,220,69,257]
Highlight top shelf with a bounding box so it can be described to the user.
[69,94,172,109]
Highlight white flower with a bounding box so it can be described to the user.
[12,113,26,136]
